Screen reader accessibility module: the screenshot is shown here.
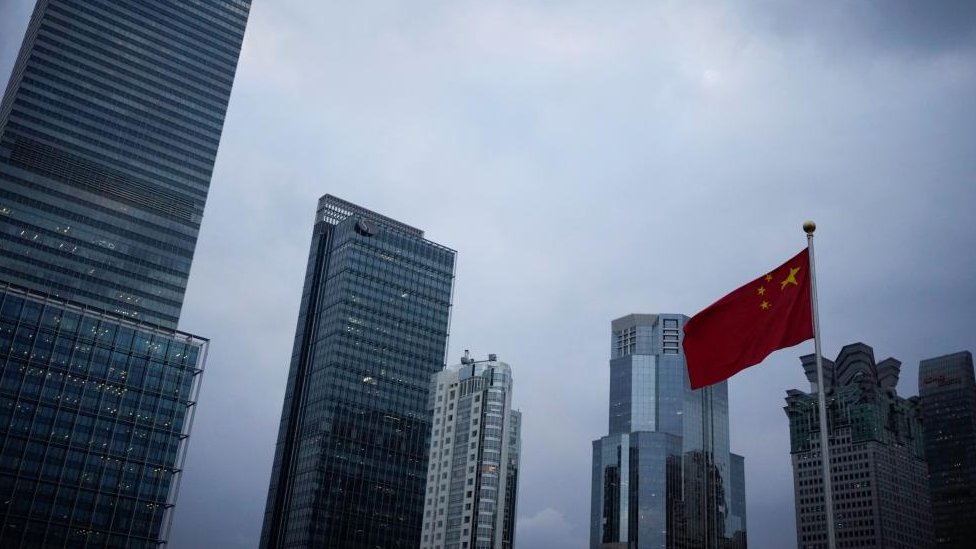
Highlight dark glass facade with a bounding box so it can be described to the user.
[0,1,250,546]
[0,283,206,547]
[785,343,933,549]
[918,351,976,549]
[590,314,747,549]
[261,195,456,549]
[0,0,250,328]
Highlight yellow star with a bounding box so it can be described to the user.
[760,300,771,310]
[757,286,766,295]
[764,274,773,282]
[780,266,800,290]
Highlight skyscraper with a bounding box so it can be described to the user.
[918,351,976,549]
[261,195,456,548]
[590,314,747,549]
[785,343,933,549]
[0,284,209,548]
[1,0,248,329]
[421,352,521,549]
[0,1,250,546]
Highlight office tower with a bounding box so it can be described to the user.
[0,284,208,548]
[590,314,747,549]
[421,352,521,549]
[784,343,933,549]
[918,351,976,548]
[1,0,249,328]
[0,1,250,546]
[261,195,457,549]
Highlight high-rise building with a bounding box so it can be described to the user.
[590,314,747,549]
[0,1,250,546]
[1,0,249,329]
[261,195,456,549]
[918,351,976,549]
[0,283,209,548]
[785,343,933,549]
[421,352,521,549]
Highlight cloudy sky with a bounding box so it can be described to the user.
[2,1,975,547]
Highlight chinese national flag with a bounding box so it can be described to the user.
[683,248,813,389]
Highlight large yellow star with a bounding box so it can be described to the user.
[780,266,800,290]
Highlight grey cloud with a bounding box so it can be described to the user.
[744,0,976,57]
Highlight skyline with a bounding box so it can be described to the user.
[2,1,974,548]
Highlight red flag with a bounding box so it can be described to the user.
[683,248,813,389]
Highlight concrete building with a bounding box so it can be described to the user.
[421,352,520,549]
[785,343,933,549]
[591,314,747,549]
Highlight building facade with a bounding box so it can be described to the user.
[0,283,207,547]
[1,0,250,329]
[0,1,250,546]
[785,343,933,549]
[590,314,747,549]
[918,351,976,549]
[421,353,520,549]
[261,195,456,549]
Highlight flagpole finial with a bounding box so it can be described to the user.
[803,220,816,235]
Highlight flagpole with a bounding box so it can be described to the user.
[804,220,835,549]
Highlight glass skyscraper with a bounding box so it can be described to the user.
[785,343,933,549]
[590,314,747,549]
[0,283,207,548]
[918,351,976,549]
[1,0,250,328]
[261,195,456,549]
[421,352,520,549]
[0,0,250,546]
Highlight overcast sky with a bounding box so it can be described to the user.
[2,1,975,548]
